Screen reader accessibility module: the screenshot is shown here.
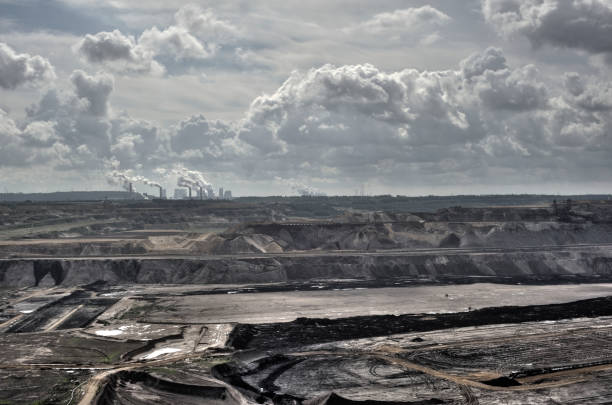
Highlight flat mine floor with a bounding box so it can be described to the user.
[1,282,612,404]
[123,283,612,324]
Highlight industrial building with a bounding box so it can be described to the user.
[174,188,188,199]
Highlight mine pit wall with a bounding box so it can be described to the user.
[1,252,612,288]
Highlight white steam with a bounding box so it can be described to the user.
[173,166,214,197]
[107,170,161,193]
[276,177,326,197]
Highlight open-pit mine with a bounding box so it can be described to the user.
[1,196,612,404]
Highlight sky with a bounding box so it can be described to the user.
[0,0,611,196]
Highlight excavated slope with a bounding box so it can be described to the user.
[1,249,612,287]
[220,221,612,253]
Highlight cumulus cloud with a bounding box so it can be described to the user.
[474,64,549,111]
[221,48,610,188]
[173,4,239,43]
[170,114,236,158]
[14,69,164,172]
[2,46,611,192]
[0,109,62,167]
[563,72,612,112]
[348,6,451,44]
[482,0,612,61]
[70,70,114,116]
[0,42,56,90]
[75,30,163,74]
[75,4,240,73]
[460,47,507,79]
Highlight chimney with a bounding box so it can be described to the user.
[188,186,192,199]
[200,186,203,200]
[129,182,133,194]
[157,185,162,199]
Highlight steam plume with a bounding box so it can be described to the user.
[173,166,214,198]
[276,177,326,197]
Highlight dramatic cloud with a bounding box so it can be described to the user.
[221,48,610,188]
[0,42,55,89]
[482,0,612,61]
[75,4,240,74]
[2,2,612,194]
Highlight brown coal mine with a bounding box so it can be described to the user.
[1,197,612,404]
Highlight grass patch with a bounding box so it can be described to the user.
[193,354,232,368]
[103,350,123,364]
[120,302,176,320]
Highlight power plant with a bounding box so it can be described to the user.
[107,167,233,200]
[174,186,232,200]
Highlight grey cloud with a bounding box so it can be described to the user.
[564,72,585,97]
[482,0,612,61]
[0,109,61,167]
[0,0,116,35]
[231,62,472,181]
[75,4,241,74]
[138,26,212,60]
[75,30,162,74]
[474,64,548,111]
[220,48,607,187]
[563,72,612,112]
[460,47,507,79]
[347,5,451,44]
[78,30,134,62]
[3,45,611,192]
[10,68,166,172]
[70,70,114,116]
[0,42,56,89]
[173,4,239,42]
[137,4,240,63]
[22,71,116,167]
[20,121,59,148]
[357,6,450,32]
[109,114,166,169]
[170,114,234,157]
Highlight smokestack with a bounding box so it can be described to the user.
[200,186,203,200]
[129,182,133,194]
[188,187,192,199]
[156,185,162,199]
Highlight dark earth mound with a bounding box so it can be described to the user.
[228,296,612,349]
[305,392,446,405]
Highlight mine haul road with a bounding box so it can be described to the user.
[1,242,611,261]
